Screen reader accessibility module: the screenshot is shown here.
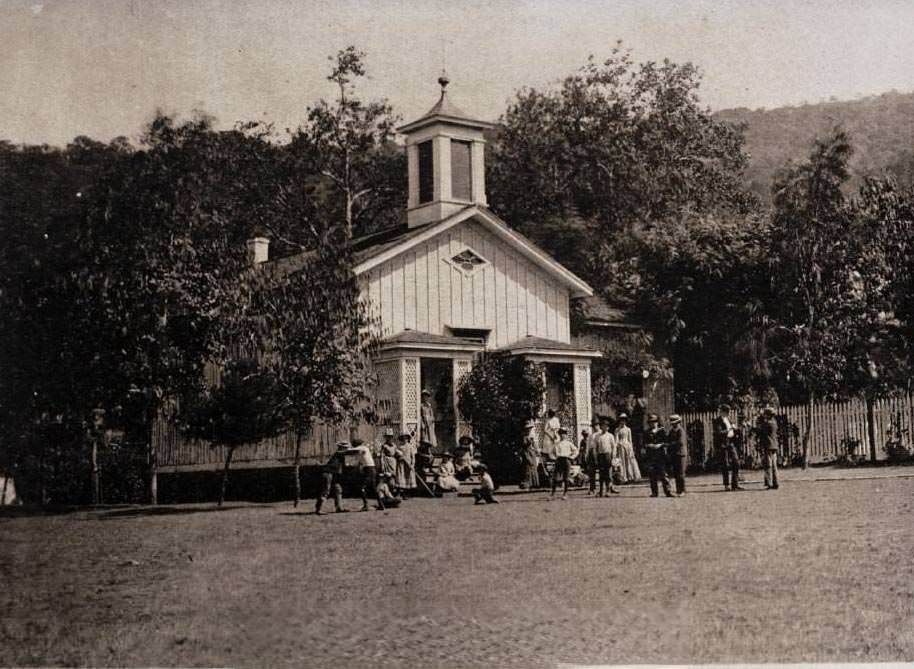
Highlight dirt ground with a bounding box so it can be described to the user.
[2,470,913,668]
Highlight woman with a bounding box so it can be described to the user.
[395,432,417,496]
[436,452,461,492]
[615,413,641,483]
[520,419,540,489]
[379,427,398,481]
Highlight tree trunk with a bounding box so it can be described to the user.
[801,393,814,470]
[292,430,302,508]
[146,419,158,505]
[90,437,100,506]
[218,446,234,508]
[865,394,878,463]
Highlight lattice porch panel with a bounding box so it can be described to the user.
[573,363,593,435]
[453,358,473,439]
[373,360,401,429]
[402,357,420,435]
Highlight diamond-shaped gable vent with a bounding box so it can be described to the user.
[451,248,487,273]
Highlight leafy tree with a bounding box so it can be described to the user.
[256,231,378,507]
[290,46,405,239]
[182,359,285,507]
[457,355,545,482]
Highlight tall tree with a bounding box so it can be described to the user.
[290,46,405,239]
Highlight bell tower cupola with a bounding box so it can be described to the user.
[398,73,494,228]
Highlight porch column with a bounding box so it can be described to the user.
[401,357,421,435]
[453,358,473,440]
[573,362,593,439]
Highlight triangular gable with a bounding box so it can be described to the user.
[352,205,593,298]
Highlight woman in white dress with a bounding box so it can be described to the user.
[615,413,641,482]
[395,433,417,496]
[436,452,461,492]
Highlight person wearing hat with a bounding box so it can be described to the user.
[454,435,475,481]
[395,432,417,497]
[550,426,579,500]
[579,425,598,495]
[667,415,688,496]
[379,427,398,482]
[315,442,349,515]
[436,452,460,492]
[542,409,561,460]
[375,473,402,508]
[615,413,641,483]
[758,406,780,490]
[713,404,743,491]
[644,414,673,498]
[520,419,540,489]
[420,389,438,450]
[344,437,384,511]
[472,464,499,504]
[595,417,620,496]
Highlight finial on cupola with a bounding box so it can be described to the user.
[438,70,450,92]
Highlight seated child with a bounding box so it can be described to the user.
[436,452,461,492]
[376,473,402,509]
[472,464,499,505]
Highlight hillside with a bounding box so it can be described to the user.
[715,90,914,203]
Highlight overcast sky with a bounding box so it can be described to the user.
[3,0,914,146]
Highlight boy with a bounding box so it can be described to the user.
[472,465,499,504]
[550,427,579,500]
[376,473,403,508]
[315,442,348,515]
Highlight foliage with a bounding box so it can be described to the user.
[456,354,545,481]
[289,47,406,238]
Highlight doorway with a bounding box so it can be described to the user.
[420,358,456,452]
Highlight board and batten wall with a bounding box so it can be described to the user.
[362,220,572,347]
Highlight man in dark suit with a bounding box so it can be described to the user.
[759,406,780,490]
[667,414,688,496]
[713,404,743,491]
[644,414,673,498]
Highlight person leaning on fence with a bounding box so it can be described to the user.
[667,415,688,496]
[759,406,780,490]
[644,414,674,498]
[316,442,349,515]
[550,427,579,500]
[472,464,499,504]
[713,404,744,491]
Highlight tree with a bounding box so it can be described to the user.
[182,359,285,507]
[290,46,405,239]
[457,355,545,482]
[766,130,859,467]
[255,231,378,507]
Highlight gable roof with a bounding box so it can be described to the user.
[265,205,594,298]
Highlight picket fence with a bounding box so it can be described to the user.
[679,394,914,467]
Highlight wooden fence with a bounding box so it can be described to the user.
[679,394,914,467]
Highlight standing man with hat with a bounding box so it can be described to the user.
[667,415,688,496]
[345,437,384,511]
[315,442,349,515]
[582,423,599,495]
[596,417,620,496]
[520,419,540,489]
[713,404,743,491]
[759,406,780,490]
[644,414,673,498]
[550,426,579,500]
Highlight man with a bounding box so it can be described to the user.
[550,427,579,500]
[520,419,540,489]
[713,404,743,491]
[472,464,499,504]
[644,414,673,498]
[420,389,437,449]
[315,442,349,515]
[595,418,620,496]
[582,425,599,495]
[759,406,780,490]
[345,437,385,511]
[667,415,688,496]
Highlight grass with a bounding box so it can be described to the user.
[2,471,914,668]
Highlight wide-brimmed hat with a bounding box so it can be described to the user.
[458,435,476,445]
[618,413,628,420]
[581,428,590,434]
[669,414,682,425]
[441,452,453,459]
[558,427,569,434]
[351,437,364,447]
[477,464,488,472]
[524,419,535,429]
[647,413,660,422]
[421,389,431,396]
[719,404,731,412]
[398,432,412,441]
[383,427,395,437]
[335,440,349,450]
[762,405,776,415]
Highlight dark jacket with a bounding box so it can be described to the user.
[758,417,778,451]
[712,416,735,449]
[667,425,687,457]
[644,426,667,451]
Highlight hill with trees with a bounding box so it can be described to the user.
[715,90,914,202]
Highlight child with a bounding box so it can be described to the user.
[375,473,402,509]
[472,465,499,504]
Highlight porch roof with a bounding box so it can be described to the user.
[494,336,602,359]
[378,329,484,354]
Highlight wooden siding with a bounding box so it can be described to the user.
[365,220,572,346]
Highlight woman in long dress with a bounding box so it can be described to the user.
[436,453,461,492]
[420,389,437,449]
[379,428,398,481]
[395,433,417,495]
[615,413,641,482]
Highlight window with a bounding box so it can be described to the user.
[445,246,488,276]
[450,140,472,201]
[418,140,434,204]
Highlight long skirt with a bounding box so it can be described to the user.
[437,474,460,492]
[619,442,641,482]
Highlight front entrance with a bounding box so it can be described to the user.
[420,358,457,452]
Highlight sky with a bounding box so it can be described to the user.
[2,0,914,146]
